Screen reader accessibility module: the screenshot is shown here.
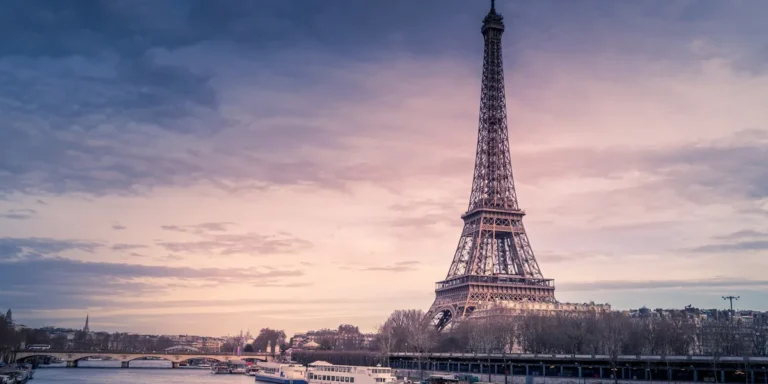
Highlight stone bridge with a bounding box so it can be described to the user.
[14,350,276,368]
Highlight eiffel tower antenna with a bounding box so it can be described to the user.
[425,0,556,330]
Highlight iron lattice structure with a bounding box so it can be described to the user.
[426,0,556,331]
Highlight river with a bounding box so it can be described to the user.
[34,367,258,383]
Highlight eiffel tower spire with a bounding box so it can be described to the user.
[426,0,555,330]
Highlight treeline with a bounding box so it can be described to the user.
[240,328,286,353]
[375,309,768,358]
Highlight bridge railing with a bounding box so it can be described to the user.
[389,352,768,363]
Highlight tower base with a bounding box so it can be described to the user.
[425,274,555,330]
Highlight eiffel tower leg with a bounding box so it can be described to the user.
[425,299,456,331]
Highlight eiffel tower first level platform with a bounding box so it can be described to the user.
[425,0,557,331]
[430,275,555,329]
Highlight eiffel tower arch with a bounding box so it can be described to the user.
[426,0,556,331]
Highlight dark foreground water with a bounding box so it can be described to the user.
[34,368,256,384]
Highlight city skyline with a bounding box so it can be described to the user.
[1,0,768,337]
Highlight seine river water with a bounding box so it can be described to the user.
[35,366,257,384]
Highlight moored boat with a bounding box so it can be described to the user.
[307,361,397,384]
[211,363,231,374]
[0,373,14,384]
[254,361,307,384]
[230,360,247,374]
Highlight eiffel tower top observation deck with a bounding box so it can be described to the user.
[426,0,556,330]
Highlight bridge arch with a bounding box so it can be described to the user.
[72,355,120,363]
[125,355,174,362]
[179,356,224,363]
[15,354,63,363]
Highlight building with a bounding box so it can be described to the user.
[292,325,376,350]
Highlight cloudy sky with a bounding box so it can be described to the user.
[1,0,768,337]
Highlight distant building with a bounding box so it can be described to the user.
[474,300,612,316]
[291,324,376,351]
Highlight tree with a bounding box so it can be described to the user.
[0,313,21,362]
[338,324,360,334]
[20,328,51,345]
[380,309,436,379]
[244,344,254,352]
[221,341,236,353]
[468,315,508,354]
[600,312,630,384]
[252,328,287,353]
[377,322,395,365]
[381,309,435,353]
[434,322,471,353]
[318,338,334,350]
[154,336,174,351]
[468,314,515,381]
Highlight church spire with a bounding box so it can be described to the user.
[83,313,90,333]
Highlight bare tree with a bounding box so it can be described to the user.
[376,322,394,366]
[600,312,630,384]
[468,313,516,381]
[381,309,436,379]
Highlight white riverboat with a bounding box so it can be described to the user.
[307,361,397,384]
[254,361,307,384]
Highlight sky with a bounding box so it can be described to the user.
[1,0,768,338]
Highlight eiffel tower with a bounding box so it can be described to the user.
[426,0,556,330]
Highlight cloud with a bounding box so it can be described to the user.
[714,230,768,240]
[689,240,768,254]
[112,224,127,230]
[534,251,610,264]
[681,230,768,254]
[0,237,102,260]
[360,261,421,272]
[0,257,305,312]
[0,1,766,201]
[0,208,37,220]
[160,222,236,234]
[156,232,312,256]
[513,133,768,202]
[388,213,455,229]
[111,244,148,251]
[560,278,768,292]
